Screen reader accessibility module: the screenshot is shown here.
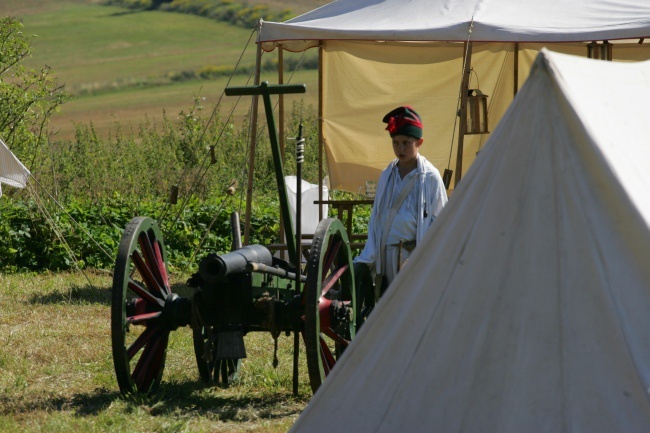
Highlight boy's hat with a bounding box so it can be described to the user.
[383,106,423,139]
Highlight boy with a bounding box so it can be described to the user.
[354,106,448,298]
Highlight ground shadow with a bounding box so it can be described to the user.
[1,380,306,421]
[91,380,305,420]
[28,283,112,305]
[0,387,119,416]
[27,280,194,306]
[136,380,307,421]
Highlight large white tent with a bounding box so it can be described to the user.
[257,0,650,193]
[260,0,650,45]
[290,49,650,432]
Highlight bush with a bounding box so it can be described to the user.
[196,65,233,79]
[0,195,282,273]
[2,94,328,273]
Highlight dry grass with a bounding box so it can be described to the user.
[0,271,312,432]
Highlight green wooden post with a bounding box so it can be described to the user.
[224,82,306,265]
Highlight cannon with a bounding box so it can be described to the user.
[110,83,362,395]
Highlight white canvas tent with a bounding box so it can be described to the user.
[289,49,650,432]
[0,138,30,197]
[257,0,650,193]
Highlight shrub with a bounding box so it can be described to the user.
[0,194,283,273]
[197,65,235,79]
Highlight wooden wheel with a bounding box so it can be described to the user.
[111,217,189,394]
[304,218,356,393]
[193,326,241,386]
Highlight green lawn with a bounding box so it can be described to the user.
[52,68,319,141]
[0,271,312,432]
[21,4,257,89]
[2,1,319,141]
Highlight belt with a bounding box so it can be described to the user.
[386,239,416,252]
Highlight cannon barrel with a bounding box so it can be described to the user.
[199,244,273,283]
[247,262,307,282]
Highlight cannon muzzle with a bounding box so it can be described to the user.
[199,244,273,283]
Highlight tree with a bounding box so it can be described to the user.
[0,16,69,168]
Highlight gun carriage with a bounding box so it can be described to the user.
[111,83,368,395]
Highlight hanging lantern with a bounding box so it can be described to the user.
[466,89,489,134]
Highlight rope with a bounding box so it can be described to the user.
[156,26,258,228]
[159,32,309,260]
[235,48,308,216]
[27,176,114,263]
[477,49,510,152]
[446,18,475,171]
[26,180,96,292]
[166,38,302,247]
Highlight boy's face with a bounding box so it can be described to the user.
[391,135,423,165]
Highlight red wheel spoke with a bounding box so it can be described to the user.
[127,311,161,326]
[145,333,169,391]
[128,279,164,307]
[127,325,160,360]
[319,336,336,375]
[320,263,349,297]
[318,298,333,328]
[131,250,166,297]
[133,330,168,392]
[138,232,169,296]
[153,240,170,291]
[322,327,350,346]
[322,238,342,275]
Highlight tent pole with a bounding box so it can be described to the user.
[287,51,298,395]
[279,46,285,158]
[278,45,286,260]
[514,42,519,97]
[318,43,324,221]
[454,41,473,187]
[244,25,263,246]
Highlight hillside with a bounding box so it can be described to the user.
[0,0,330,16]
[0,0,326,140]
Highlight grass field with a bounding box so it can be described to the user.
[51,68,319,142]
[1,0,321,141]
[0,3,328,430]
[0,271,313,432]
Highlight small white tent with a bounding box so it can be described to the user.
[290,50,650,432]
[258,0,650,193]
[0,138,30,197]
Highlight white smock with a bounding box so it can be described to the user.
[354,153,447,284]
